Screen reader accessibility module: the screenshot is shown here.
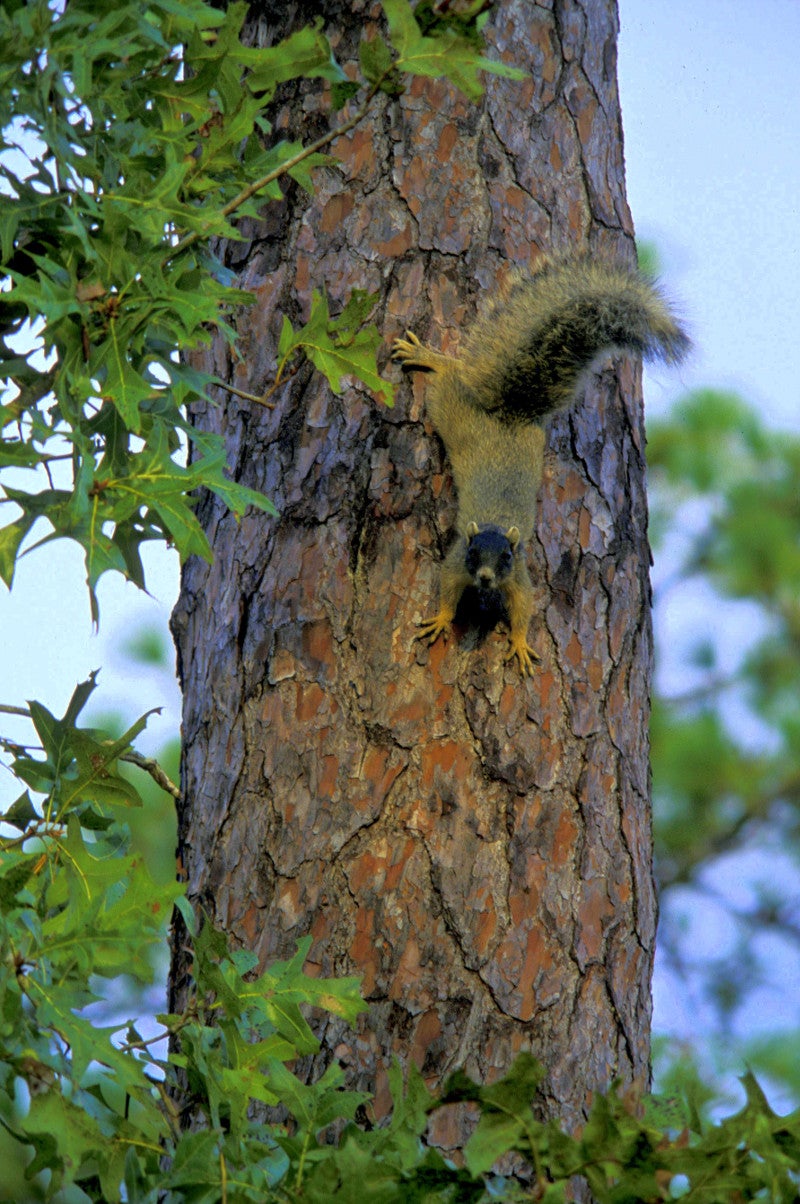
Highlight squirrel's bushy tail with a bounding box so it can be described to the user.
[460,255,689,422]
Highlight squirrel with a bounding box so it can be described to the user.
[392,253,689,676]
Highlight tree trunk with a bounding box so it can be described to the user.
[170,0,655,1150]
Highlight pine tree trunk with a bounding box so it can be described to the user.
[170,0,655,1150]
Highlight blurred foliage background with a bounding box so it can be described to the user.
[648,388,800,1108]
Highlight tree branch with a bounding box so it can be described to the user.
[120,750,182,801]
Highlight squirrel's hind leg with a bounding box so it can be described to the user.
[392,330,453,374]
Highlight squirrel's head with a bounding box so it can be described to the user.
[465,522,520,589]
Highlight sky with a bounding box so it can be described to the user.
[618,0,800,429]
[2,0,799,1071]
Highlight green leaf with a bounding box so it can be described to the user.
[268,1058,368,1133]
[359,35,395,88]
[92,323,156,433]
[381,0,421,54]
[2,789,38,831]
[23,1089,106,1186]
[103,429,213,564]
[186,428,278,519]
[16,676,153,821]
[461,1055,544,1176]
[464,1109,526,1176]
[479,1051,545,1111]
[0,852,40,911]
[0,438,49,468]
[331,79,362,109]
[166,1129,222,1189]
[174,891,199,937]
[287,150,336,195]
[382,0,526,99]
[62,669,99,727]
[0,514,35,587]
[246,20,344,95]
[40,818,181,979]
[280,290,395,405]
[252,934,365,1028]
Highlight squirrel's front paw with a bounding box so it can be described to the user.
[417,611,451,645]
[504,632,538,677]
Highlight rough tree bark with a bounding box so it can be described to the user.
[170,0,655,1150]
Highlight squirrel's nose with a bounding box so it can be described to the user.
[477,567,495,587]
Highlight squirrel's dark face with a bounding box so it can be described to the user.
[465,525,516,589]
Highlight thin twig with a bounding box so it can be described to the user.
[220,383,276,409]
[0,822,62,852]
[120,750,181,801]
[117,1018,187,1055]
[220,359,303,409]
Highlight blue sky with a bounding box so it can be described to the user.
[619,0,800,427]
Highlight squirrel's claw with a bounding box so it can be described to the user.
[392,331,441,373]
[417,612,451,645]
[394,330,421,351]
[505,634,538,677]
[392,331,422,365]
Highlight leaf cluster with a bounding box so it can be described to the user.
[0,674,181,1197]
[0,673,362,1201]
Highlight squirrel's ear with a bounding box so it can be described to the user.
[506,525,520,548]
[466,521,479,539]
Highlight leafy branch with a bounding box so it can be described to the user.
[0,699,181,801]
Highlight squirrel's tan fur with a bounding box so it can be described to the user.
[392,253,689,675]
